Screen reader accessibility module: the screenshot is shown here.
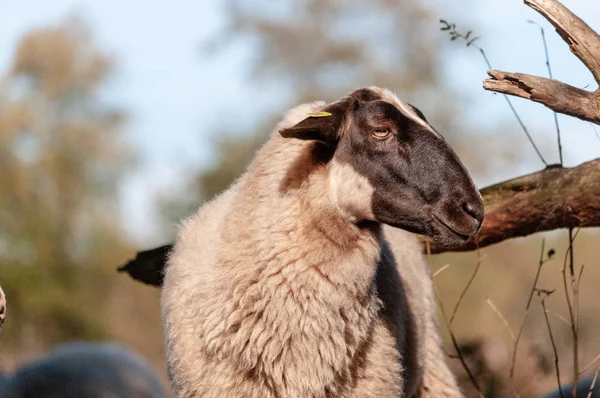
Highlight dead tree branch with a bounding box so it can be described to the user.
[540,289,565,398]
[427,241,484,397]
[484,71,599,124]
[483,0,600,125]
[511,240,553,382]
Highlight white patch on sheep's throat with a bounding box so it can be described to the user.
[328,160,375,222]
[368,86,441,138]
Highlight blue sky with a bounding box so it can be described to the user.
[2,0,599,245]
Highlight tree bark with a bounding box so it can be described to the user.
[483,71,600,124]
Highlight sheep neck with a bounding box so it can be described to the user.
[210,138,385,394]
[232,136,384,298]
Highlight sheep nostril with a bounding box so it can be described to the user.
[462,201,483,224]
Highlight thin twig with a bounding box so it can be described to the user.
[540,291,564,398]
[433,263,452,278]
[580,353,600,376]
[577,265,585,291]
[527,239,547,309]
[552,311,571,326]
[484,43,549,166]
[511,311,531,380]
[440,21,548,165]
[564,227,580,397]
[426,240,452,366]
[589,122,600,142]
[568,228,576,276]
[477,47,492,70]
[561,230,577,349]
[557,226,582,398]
[576,265,585,371]
[529,20,563,165]
[587,369,599,398]
[426,239,483,397]
[434,286,484,397]
[500,89,548,166]
[486,298,516,342]
[449,249,484,325]
[511,239,550,380]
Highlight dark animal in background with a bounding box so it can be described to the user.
[542,375,600,398]
[0,342,168,398]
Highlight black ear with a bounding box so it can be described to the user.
[279,99,350,146]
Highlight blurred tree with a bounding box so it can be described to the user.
[0,19,133,352]
[209,0,443,102]
[159,0,525,226]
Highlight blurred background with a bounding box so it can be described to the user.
[0,0,599,396]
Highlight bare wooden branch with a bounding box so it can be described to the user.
[429,159,600,254]
[541,291,565,398]
[526,0,600,84]
[449,249,484,325]
[511,239,549,381]
[484,71,600,124]
[483,0,600,125]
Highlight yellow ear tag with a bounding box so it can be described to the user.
[306,111,332,117]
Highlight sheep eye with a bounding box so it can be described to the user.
[371,128,390,139]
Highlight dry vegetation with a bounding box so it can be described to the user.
[0,19,167,387]
[431,1,600,396]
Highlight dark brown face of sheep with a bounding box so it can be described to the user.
[279,87,484,248]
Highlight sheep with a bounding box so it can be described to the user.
[0,341,169,398]
[161,86,484,397]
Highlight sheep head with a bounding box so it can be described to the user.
[279,86,483,248]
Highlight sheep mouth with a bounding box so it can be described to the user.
[432,215,472,242]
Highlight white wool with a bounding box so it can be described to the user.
[161,90,462,397]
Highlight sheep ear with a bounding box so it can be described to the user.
[279,101,350,146]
